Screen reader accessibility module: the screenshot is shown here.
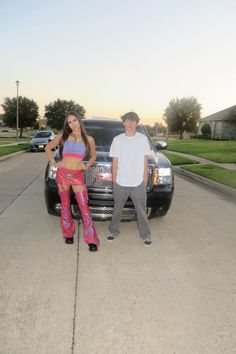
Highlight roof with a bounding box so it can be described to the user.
[200,105,236,122]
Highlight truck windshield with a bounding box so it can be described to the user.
[83,120,154,150]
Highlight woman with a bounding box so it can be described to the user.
[45,112,100,252]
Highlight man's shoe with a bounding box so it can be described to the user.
[144,238,152,246]
[107,234,116,242]
[88,243,98,252]
[65,237,74,244]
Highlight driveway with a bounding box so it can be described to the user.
[0,153,236,353]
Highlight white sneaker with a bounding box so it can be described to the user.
[144,238,152,246]
[107,234,116,242]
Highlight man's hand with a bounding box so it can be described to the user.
[143,177,148,185]
[143,155,148,185]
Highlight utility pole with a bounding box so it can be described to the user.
[16,80,20,141]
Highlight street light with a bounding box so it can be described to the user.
[16,80,20,141]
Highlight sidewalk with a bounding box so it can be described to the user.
[167,150,236,170]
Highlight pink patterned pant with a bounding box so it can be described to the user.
[56,167,100,246]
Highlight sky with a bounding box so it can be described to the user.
[1,0,236,125]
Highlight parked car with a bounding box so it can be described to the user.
[44,118,174,220]
[155,139,167,150]
[1,128,16,133]
[31,131,55,151]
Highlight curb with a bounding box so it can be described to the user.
[173,166,236,203]
[0,149,31,162]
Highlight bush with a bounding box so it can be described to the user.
[201,122,211,137]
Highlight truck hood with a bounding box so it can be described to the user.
[95,148,171,168]
[54,147,172,168]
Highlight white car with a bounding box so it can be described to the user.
[31,131,55,152]
[1,128,14,132]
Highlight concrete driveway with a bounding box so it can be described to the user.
[0,153,236,353]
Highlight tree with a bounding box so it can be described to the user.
[229,108,236,123]
[154,121,167,135]
[0,114,4,128]
[1,97,39,137]
[143,122,167,137]
[45,99,86,130]
[201,122,211,137]
[143,124,154,136]
[164,97,201,139]
[33,120,39,130]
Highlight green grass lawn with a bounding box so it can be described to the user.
[0,139,27,145]
[0,140,15,145]
[0,138,31,145]
[167,139,236,163]
[181,164,236,189]
[160,139,236,189]
[0,144,30,157]
[162,151,198,165]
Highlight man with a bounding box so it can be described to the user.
[107,111,152,246]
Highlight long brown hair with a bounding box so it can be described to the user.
[59,112,90,159]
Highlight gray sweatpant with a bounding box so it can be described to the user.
[108,181,151,240]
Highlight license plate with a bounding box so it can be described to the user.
[96,172,112,181]
[39,144,44,148]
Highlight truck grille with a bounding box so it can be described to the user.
[71,205,152,220]
[71,205,136,220]
[84,163,152,190]
[84,164,112,188]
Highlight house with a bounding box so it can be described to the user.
[198,105,236,140]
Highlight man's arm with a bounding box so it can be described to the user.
[112,157,118,183]
[143,155,148,185]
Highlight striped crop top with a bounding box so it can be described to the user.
[63,140,86,159]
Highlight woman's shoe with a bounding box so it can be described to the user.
[88,243,98,252]
[65,237,74,244]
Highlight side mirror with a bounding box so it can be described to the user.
[155,140,167,150]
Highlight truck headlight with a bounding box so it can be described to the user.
[48,164,57,179]
[152,167,172,185]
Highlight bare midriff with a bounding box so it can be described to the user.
[60,156,85,171]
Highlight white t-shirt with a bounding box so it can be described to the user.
[109,132,151,187]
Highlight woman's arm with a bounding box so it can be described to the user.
[45,133,62,167]
[83,136,96,170]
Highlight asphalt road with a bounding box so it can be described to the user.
[0,153,236,354]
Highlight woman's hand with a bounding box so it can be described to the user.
[80,162,88,171]
[56,161,63,168]
[50,159,62,168]
[45,133,62,164]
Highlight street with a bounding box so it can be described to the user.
[0,153,236,354]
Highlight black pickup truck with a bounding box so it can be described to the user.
[44,118,174,220]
